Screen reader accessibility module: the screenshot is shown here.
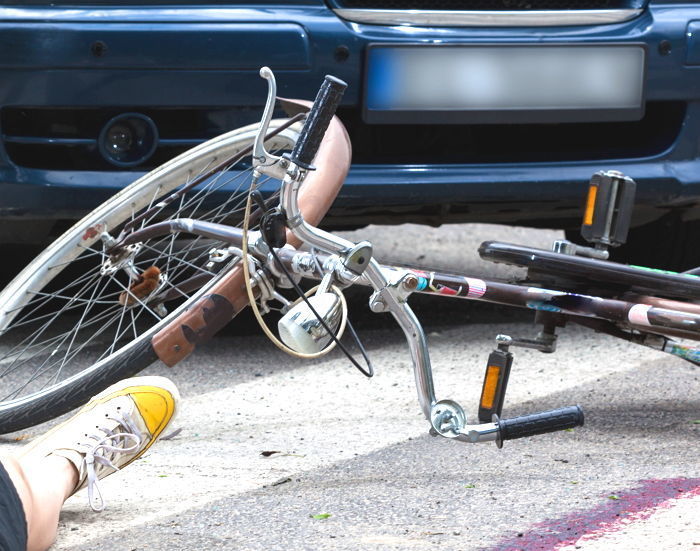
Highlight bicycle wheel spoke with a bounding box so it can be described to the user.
[105,274,164,322]
[135,159,218,232]
[46,248,103,270]
[56,269,113,373]
[3,304,124,372]
[24,290,118,305]
[104,296,132,359]
[3,267,105,319]
[4,287,118,332]
[7,307,125,399]
[1,270,112,364]
[48,305,132,388]
[1,302,125,399]
[138,243,214,278]
[0,277,116,382]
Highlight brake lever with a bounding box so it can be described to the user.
[252,67,291,181]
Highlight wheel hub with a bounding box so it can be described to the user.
[100,242,142,277]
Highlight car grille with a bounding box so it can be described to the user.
[332,0,641,9]
[340,101,683,164]
[1,102,684,170]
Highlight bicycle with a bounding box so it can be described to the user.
[0,69,698,449]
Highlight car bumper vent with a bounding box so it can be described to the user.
[339,101,684,165]
[1,107,261,171]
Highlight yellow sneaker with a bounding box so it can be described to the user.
[19,376,179,511]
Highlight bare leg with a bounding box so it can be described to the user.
[2,454,78,551]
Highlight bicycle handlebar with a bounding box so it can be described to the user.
[289,75,347,170]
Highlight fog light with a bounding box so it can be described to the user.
[98,113,158,167]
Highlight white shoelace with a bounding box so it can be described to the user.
[80,412,143,512]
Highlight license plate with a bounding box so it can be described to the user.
[364,44,645,124]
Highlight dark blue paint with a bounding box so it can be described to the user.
[0,23,311,70]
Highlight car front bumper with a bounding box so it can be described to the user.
[1,3,700,240]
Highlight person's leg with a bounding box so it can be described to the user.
[2,375,179,551]
[0,457,29,551]
[2,455,77,551]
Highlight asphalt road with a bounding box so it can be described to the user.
[1,223,698,550]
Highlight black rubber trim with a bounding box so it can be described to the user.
[0,342,158,434]
[496,405,584,447]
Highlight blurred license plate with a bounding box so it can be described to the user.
[365,45,645,124]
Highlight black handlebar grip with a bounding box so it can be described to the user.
[289,75,347,169]
[496,405,584,447]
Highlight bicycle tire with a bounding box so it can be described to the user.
[0,120,306,434]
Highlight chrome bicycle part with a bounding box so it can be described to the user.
[342,241,373,276]
[458,422,501,444]
[257,68,586,445]
[369,269,421,313]
[252,67,292,181]
[278,288,343,354]
[205,246,239,270]
[429,400,501,444]
[272,73,585,444]
[276,267,344,353]
[266,248,303,289]
[495,332,557,354]
[280,163,438,418]
[552,239,609,260]
[249,265,277,315]
[100,242,142,278]
[430,399,467,438]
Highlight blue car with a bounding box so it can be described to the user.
[1,1,699,269]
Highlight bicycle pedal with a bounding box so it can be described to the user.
[478,347,513,423]
[580,170,636,248]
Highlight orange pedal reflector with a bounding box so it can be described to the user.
[480,365,501,410]
[478,348,513,423]
[583,184,598,226]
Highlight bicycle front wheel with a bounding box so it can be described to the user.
[0,119,302,434]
